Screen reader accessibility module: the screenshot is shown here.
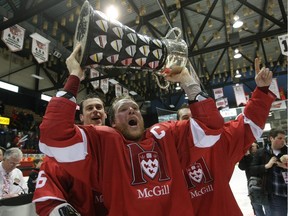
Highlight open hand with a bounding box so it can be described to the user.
[164,66,193,84]
[66,44,84,79]
[254,58,273,87]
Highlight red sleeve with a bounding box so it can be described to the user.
[35,199,63,216]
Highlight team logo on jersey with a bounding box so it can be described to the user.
[139,152,159,179]
[184,157,213,189]
[127,142,170,185]
[187,163,204,183]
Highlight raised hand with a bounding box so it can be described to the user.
[254,58,273,87]
[66,43,84,79]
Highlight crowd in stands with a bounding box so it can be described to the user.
[0,103,41,154]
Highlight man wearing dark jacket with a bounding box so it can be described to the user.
[250,128,287,216]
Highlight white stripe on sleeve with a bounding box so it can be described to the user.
[39,127,88,162]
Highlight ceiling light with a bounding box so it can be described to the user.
[235,70,242,78]
[105,5,119,20]
[129,91,137,95]
[0,81,19,93]
[184,94,188,99]
[108,79,119,85]
[175,83,181,90]
[233,15,243,28]
[169,104,175,108]
[234,48,242,59]
[31,74,44,80]
[41,94,52,102]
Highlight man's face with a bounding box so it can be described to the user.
[112,99,145,141]
[250,143,258,153]
[270,133,286,150]
[2,157,21,173]
[80,98,107,126]
[178,108,192,120]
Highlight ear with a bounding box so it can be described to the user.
[79,114,84,123]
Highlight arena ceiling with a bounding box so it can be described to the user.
[0,0,286,109]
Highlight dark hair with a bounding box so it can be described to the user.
[269,128,286,138]
[79,94,103,114]
[108,95,136,125]
[177,103,189,120]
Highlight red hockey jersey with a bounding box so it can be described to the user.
[38,87,274,216]
[177,88,275,216]
[33,157,107,216]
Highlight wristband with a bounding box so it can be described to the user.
[56,91,77,103]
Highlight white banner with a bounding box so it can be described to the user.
[270,100,287,111]
[278,33,288,56]
[123,87,129,96]
[90,68,99,89]
[233,84,247,106]
[213,87,224,100]
[100,78,109,94]
[269,78,280,99]
[115,84,122,97]
[216,97,229,110]
[30,33,50,64]
[1,17,25,52]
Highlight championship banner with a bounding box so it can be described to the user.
[30,33,50,64]
[269,78,280,99]
[0,116,10,125]
[216,97,229,110]
[123,87,129,96]
[1,17,25,52]
[115,84,122,97]
[233,84,247,106]
[213,87,224,100]
[90,68,100,89]
[270,100,287,111]
[278,33,288,56]
[100,78,109,94]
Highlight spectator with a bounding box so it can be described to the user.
[33,95,108,216]
[177,103,192,120]
[0,147,28,198]
[250,128,287,216]
[37,44,274,215]
[27,158,43,193]
[239,142,269,215]
[0,147,5,161]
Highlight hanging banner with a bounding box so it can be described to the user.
[216,97,229,110]
[269,78,280,99]
[123,87,129,96]
[30,33,50,64]
[90,68,100,89]
[100,78,109,94]
[213,87,224,100]
[115,84,122,97]
[270,100,287,111]
[233,84,247,106]
[1,17,25,52]
[278,33,288,56]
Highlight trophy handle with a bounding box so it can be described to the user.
[165,27,182,41]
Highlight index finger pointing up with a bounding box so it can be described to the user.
[254,58,260,74]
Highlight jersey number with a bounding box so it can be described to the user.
[35,170,47,189]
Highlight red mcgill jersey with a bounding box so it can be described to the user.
[177,88,275,216]
[38,88,274,216]
[33,157,107,216]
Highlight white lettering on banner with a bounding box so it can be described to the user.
[137,185,170,199]
[190,184,214,198]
